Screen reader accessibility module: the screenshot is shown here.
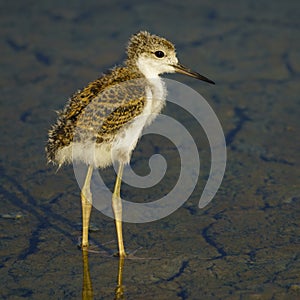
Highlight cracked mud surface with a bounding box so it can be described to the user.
[1,1,299,299]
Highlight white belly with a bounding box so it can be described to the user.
[56,78,166,168]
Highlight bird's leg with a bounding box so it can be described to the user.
[81,165,93,248]
[112,162,126,257]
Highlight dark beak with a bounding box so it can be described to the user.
[172,63,215,84]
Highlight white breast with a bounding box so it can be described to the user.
[57,60,168,168]
[111,75,167,165]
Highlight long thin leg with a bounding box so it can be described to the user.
[81,165,93,248]
[112,163,126,257]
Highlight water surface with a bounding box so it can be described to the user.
[0,1,299,299]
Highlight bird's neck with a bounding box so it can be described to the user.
[136,57,161,80]
[123,58,166,115]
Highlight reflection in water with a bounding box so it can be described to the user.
[82,250,93,300]
[115,256,125,299]
[81,250,125,300]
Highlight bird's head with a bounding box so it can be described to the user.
[126,31,214,84]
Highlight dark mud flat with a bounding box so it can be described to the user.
[0,1,299,299]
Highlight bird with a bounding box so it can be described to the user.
[46,31,214,257]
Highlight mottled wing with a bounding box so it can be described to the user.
[74,78,147,143]
[99,97,145,138]
[46,70,147,163]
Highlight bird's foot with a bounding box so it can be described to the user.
[113,247,160,260]
[76,238,98,252]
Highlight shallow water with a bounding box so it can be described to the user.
[1,1,299,299]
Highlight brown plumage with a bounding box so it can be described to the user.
[46,68,145,164]
[46,31,179,167]
[45,30,214,255]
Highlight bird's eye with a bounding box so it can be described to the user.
[154,51,165,58]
